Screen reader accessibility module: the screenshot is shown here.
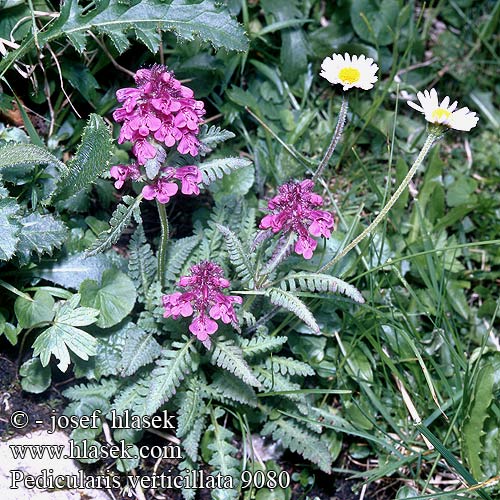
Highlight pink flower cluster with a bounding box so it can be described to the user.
[162,261,242,348]
[113,64,205,164]
[141,166,203,204]
[260,179,335,259]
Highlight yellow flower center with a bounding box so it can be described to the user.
[431,107,451,122]
[338,67,361,85]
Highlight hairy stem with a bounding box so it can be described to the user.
[156,201,169,288]
[319,133,437,273]
[312,94,349,182]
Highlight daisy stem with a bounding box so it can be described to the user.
[319,133,437,273]
[312,94,349,182]
[156,200,169,288]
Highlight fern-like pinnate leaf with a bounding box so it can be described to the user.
[265,356,315,377]
[52,114,112,201]
[0,0,248,78]
[266,287,320,333]
[86,195,142,256]
[112,372,152,416]
[208,408,240,499]
[165,235,200,284]
[239,335,288,359]
[128,224,157,300]
[262,418,332,473]
[63,379,119,401]
[119,324,161,376]
[216,224,255,285]
[198,125,235,155]
[254,366,305,402]
[177,378,205,462]
[198,157,252,186]
[279,272,365,303]
[211,339,261,389]
[208,372,258,407]
[146,339,198,414]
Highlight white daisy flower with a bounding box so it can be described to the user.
[407,88,479,131]
[320,52,378,91]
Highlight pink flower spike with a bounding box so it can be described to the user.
[110,164,140,189]
[112,64,206,164]
[259,179,335,259]
[162,261,241,347]
[141,177,178,204]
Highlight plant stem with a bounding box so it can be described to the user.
[312,94,349,182]
[319,133,437,273]
[156,200,169,288]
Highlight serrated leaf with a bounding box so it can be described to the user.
[86,195,142,256]
[216,224,255,285]
[52,114,112,201]
[146,339,197,414]
[239,335,288,358]
[165,235,200,284]
[0,197,20,261]
[0,0,249,78]
[120,325,161,376]
[198,157,252,186]
[128,224,157,301]
[16,213,68,263]
[265,356,315,377]
[0,143,67,174]
[80,268,136,328]
[208,372,257,407]
[211,338,261,388]
[63,379,119,401]
[262,418,332,473]
[267,287,319,333]
[198,125,235,156]
[279,272,365,303]
[208,409,240,499]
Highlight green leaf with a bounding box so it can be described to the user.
[32,294,99,371]
[16,213,68,263]
[209,164,255,201]
[80,268,137,328]
[86,195,142,256]
[211,338,262,388]
[350,0,400,46]
[208,372,258,407]
[262,418,332,473]
[32,253,114,290]
[0,0,248,78]
[19,358,52,394]
[198,157,252,186]
[165,235,200,285]
[52,114,112,201]
[216,224,255,285]
[278,272,365,303]
[128,224,157,301]
[207,408,240,499]
[119,324,161,376]
[265,356,315,377]
[239,335,288,358]
[0,143,67,174]
[198,125,235,156]
[146,339,198,414]
[0,197,20,261]
[14,290,55,329]
[266,287,319,334]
